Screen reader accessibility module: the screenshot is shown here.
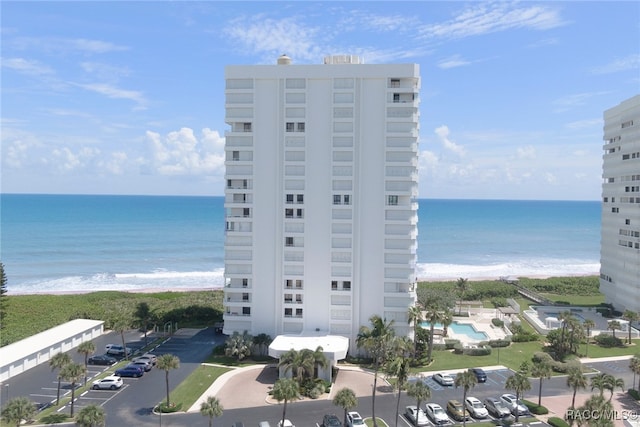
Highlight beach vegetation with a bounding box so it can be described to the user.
[75,404,106,427]
[224,330,253,360]
[0,262,7,331]
[0,290,223,347]
[199,396,223,427]
[1,396,37,427]
[332,387,357,427]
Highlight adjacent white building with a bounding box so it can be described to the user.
[222,55,420,348]
[600,94,640,314]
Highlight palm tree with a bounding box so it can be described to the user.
[455,370,477,427]
[406,378,431,427]
[423,304,447,363]
[200,396,223,427]
[455,277,469,315]
[272,378,299,427]
[60,362,85,416]
[608,319,621,339]
[253,333,272,356]
[576,394,614,427]
[386,354,410,427]
[590,372,609,397]
[77,341,95,385]
[134,302,152,347]
[278,349,312,382]
[606,376,624,402]
[310,346,329,379]
[332,387,357,427]
[407,305,423,355]
[531,359,552,407]
[504,372,531,423]
[356,315,395,427]
[566,363,588,408]
[630,354,640,391]
[110,314,132,359]
[583,319,595,357]
[224,330,253,360]
[623,310,638,344]
[75,404,106,427]
[49,351,71,405]
[1,397,37,427]
[157,353,180,407]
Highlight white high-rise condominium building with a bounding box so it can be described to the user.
[222,55,420,346]
[600,94,640,314]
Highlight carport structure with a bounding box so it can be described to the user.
[0,319,104,381]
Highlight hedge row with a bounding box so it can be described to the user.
[548,417,570,427]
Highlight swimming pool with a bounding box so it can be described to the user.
[420,321,488,341]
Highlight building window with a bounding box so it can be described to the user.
[295,308,303,317]
[388,195,398,206]
[297,194,304,204]
[331,281,338,290]
[343,281,351,290]
[232,151,239,161]
[284,293,293,303]
[333,195,341,205]
[626,219,631,225]
[286,194,294,204]
[297,122,305,132]
[295,279,303,289]
[285,279,293,288]
[285,308,293,317]
[393,93,400,103]
[295,295,302,303]
[242,278,248,287]
[243,208,250,217]
[390,79,400,88]
[242,293,249,301]
[343,195,351,205]
[243,123,252,132]
[285,208,294,218]
[296,209,303,218]
[242,307,251,315]
[286,122,295,132]
[285,237,294,247]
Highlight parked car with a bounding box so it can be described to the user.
[404,406,429,426]
[425,403,450,425]
[468,367,487,382]
[465,396,489,418]
[114,365,144,378]
[105,344,133,356]
[446,399,470,421]
[322,414,342,427]
[500,393,528,416]
[92,375,123,390]
[277,420,294,427]
[129,360,152,372]
[88,354,117,365]
[258,422,271,427]
[432,372,454,386]
[346,412,365,427]
[484,397,512,419]
[134,353,157,365]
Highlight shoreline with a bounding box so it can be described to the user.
[7,272,599,296]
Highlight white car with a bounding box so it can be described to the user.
[405,406,429,426]
[92,375,123,390]
[346,411,365,427]
[432,372,454,386]
[105,344,132,356]
[277,420,294,427]
[500,393,528,416]
[465,396,489,418]
[425,403,450,425]
[133,353,157,365]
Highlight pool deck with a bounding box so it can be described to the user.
[424,309,510,346]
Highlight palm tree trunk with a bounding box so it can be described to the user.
[56,378,61,405]
[414,399,421,427]
[395,387,401,427]
[538,378,543,406]
[427,325,435,363]
[372,367,378,427]
[70,381,76,416]
[281,400,287,427]
[462,389,467,427]
[165,371,170,406]
[514,391,520,423]
[571,387,577,408]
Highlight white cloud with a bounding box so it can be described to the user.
[565,118,602,130]
[145,127,225,176]
[516,145,536,159]
[1,57,54,75]
[9,36,128,54]
[419,3,566,40]
[591,54,640,74]
[77,83,147,110]
[435,125,466,156]
[552,91,610,113]
[437,54,471,69]
[51,146,101,172]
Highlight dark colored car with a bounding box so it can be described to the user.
[114,365,144,378]
[468,368,487,382]
[323,414,342,427]
[129,360,152,372]
[88,354,117,366]
[484,397,512,419]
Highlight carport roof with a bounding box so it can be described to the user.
[268,334,349,361]
[0,319,104,366]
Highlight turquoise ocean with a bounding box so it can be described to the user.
[0,194,601,294]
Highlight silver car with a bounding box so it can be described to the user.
[425,403,450,425]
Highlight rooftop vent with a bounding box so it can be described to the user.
[277,54,292,65]
[323,55,362,65]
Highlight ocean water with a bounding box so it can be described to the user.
[0,194,601,294]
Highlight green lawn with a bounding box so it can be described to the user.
[579,340,640,358]
[541,293,605,306]
[157,364,233,412]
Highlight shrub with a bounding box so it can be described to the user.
[453,343,463,354]
[432,343,447,351]
[492,318,505,327]
[512,332,538,342]
[594,334,623,348]
[523,399,549,415]
[488,339,511,348]
[491,297,508,308]
[628,388,640,400]
[532,352,554,363]
[462,345,492,356]
[548,417,570,427]
[157,402,182,413]
[444,339,461,350]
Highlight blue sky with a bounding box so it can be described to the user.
[1,1,638,200]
